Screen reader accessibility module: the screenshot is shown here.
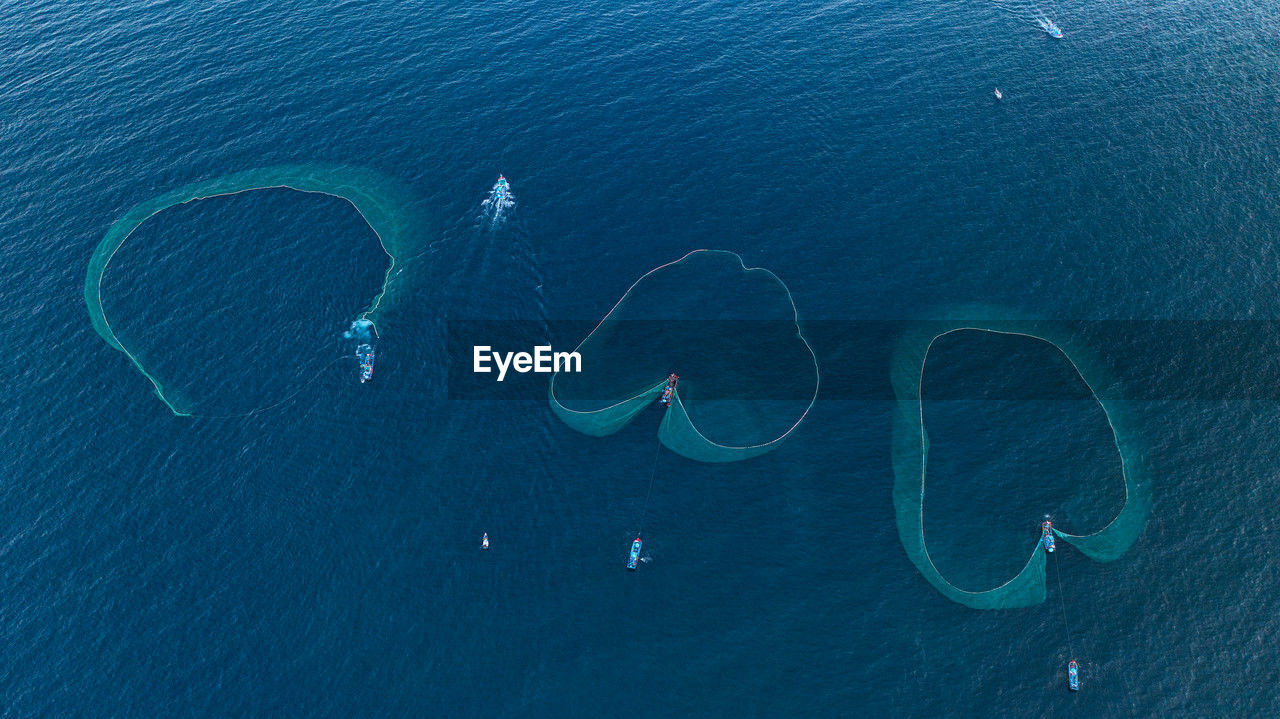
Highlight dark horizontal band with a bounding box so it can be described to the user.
[446,320,1280,400]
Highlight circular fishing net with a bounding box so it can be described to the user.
[891,314,1150,609]
[85,165,423,416]
[550,250,819,462]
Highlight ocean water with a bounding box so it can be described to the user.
[3,0,1280,714]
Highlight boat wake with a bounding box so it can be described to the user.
[344,318,376,341]
[481,174,515,227]
[985,0,1063,37]
[1036,15,1064,37]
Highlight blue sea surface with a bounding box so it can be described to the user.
[3,0,1280,715]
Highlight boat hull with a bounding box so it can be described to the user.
[357,343,375,382]
[659,374,679,406]
[1041,522,1056,552]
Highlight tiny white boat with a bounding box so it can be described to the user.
[482,532,489,550]
[994,88,1003,100]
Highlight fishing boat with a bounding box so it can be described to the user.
[495,174,510,202]
[1041,520,1056,553]
[628,537,642,570]
[994,88,1004,100]
[1039,18,1064,38]
[357,343,375,383]
[1068,660,1080,691]
[659,373,678,407]
[482,532,489,550]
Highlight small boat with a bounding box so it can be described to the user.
[494,175,510,202]
[659,373,678,407]
[994,88,1003,100]
[1039,18,1064,38]
[1068,660,1079,691]
[357,343,375,383]
[628,537,642,570]
[1041,521,1056,553]
[482,532,489,550]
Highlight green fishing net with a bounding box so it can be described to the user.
[550,250,819,462]
[85,165,422,416]
[891,316,1150,609]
